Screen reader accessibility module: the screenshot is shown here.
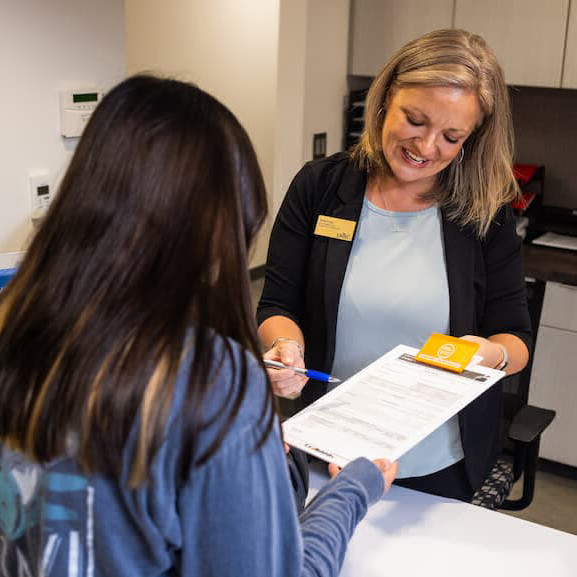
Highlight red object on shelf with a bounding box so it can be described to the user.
[513,164,539,186]
[511,163,543,213]
[511,191,536,212]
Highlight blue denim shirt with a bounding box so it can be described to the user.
[0,335,383,576]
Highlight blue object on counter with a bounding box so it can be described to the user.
[0,268,16,290]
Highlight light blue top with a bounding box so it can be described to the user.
[331,197,464,478]
[0,334,384,577]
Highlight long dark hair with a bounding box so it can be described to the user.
[0,75,272,485]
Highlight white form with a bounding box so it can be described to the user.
[532,232,577,252]
[282,344,503,467]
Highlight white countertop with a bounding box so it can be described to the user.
[309,464,576,577]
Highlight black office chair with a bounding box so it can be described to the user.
[471,377,555,510]
[471,279,556,510]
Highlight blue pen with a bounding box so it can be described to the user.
[264,359,341,383]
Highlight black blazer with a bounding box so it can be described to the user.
[257,153,532,490]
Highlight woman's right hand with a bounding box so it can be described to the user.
[264,339,308,398]
[372,459,398,492]
[328,459,398,492]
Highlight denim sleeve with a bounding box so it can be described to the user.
[177,409,383,577]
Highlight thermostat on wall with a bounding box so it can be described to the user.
[29,171,52,226]
[59,88,102,138]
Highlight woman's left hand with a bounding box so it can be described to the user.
[459,335,503,368]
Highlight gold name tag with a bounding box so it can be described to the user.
[314,215,356,242]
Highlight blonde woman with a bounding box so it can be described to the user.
[258,29,531,501]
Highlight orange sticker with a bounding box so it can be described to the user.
[415,333,479,373]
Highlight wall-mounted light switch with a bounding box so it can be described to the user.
[313,132,327,160]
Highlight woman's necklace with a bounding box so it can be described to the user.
[376,187,409,233]
[378,188,391,211]
[373,179,437,233]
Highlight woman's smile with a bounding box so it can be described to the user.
[402,147,430,166]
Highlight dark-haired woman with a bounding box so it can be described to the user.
[0,75,396,577]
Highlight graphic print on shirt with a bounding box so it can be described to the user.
[0,447,94,577]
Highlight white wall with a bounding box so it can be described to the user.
[273,0,350,212]
[303,0,350,161]
[0,1,350,263]
[126,0,350,264]
[273,0,307,213]
[0,0,125,253]
[126,0,280,267]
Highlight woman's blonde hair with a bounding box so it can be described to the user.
[351,29,518,236]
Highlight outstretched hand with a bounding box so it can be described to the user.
[328,459,398,492]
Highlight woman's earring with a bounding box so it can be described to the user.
[458,147,464,163]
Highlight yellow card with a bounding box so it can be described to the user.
[314,215,357,242]
[415,333,479,373]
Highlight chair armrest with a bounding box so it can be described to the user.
[508,405,556,444]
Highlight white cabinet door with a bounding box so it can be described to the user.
[562,0,577,88]
[454,0,569,87]
[529,325,577,467]
[349,0,454,77]
[539,282,577,332]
